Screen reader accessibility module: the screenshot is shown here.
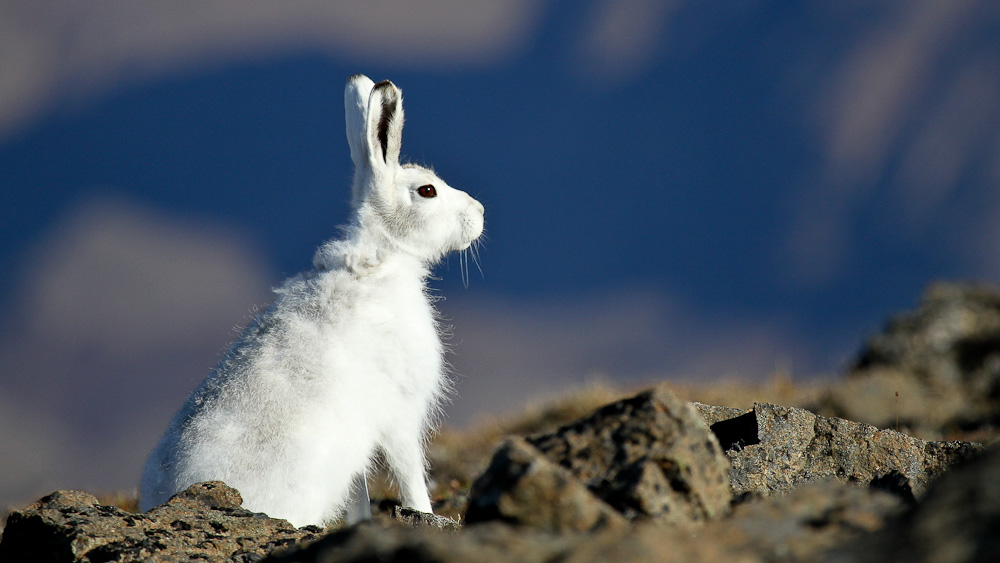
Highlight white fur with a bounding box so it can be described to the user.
[139,75,484,527]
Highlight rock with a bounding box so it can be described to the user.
[0,480,464,562]
[827,444,1000,563]
[0,481,318,562]
[722,481,905,562]
[693,402,982,499]
[262,519,710,563]
[817,282,1000,438]
[464,437,628,532]
[261,521,563,563]
[466,384,731,529]
[0,383,990,562]
[264,482,906,563]
[388,506,460,531]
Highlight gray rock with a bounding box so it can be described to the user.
[464,437,628,532]
[817,282,1000,437]
[262,519,703,563]
[827,444,1000,563]
[466,384,731,529]
[693,402,982,499]
[388,506,461,531]
[0,481,318,563]
[260,521,571,563]
[705,480,905,563]
[264,482,907,563]
[0,481,456,562]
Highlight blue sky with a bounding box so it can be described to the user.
[2,1,1000,506]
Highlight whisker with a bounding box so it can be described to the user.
[472,241,484,279]
[465,249,472,288]
[460,248,470,288]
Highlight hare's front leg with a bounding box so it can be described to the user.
[343,472,372,524]
[381,427,433,513]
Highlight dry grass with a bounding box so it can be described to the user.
[96,492,140,513]
[670,371,831,411]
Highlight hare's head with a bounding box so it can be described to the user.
[344,75,484,265]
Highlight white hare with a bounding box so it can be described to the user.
[139,74,484,527]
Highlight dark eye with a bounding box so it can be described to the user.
[417,184,437,198]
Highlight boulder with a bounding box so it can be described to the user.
[466,384,731,529]
[464,437,627,532]
[817,282,1000,438]
[827,444,1000,563]
[387,506,460,531]
[262,481,908,563]
[0,481,317,562]
[721,480,905,562]
[261,521,587,563]
[693,402,982,498]
[0,481,459,562]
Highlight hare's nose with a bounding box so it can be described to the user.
[472,200,484,216]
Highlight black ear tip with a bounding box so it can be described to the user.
[373,80,399,101]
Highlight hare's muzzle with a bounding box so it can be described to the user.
[459,198,485,250]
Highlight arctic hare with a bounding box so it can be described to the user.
[139,74,485,527]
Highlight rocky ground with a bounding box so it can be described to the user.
[2,281,999,562]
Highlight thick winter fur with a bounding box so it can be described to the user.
[139,74,485,527]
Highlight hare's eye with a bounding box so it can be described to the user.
[417,185,437,198]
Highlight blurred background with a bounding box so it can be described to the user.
[2,0,1000,509]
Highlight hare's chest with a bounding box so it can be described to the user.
[318,279,442,392]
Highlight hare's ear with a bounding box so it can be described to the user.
[345,74,375,169]
[366,80,404,169]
